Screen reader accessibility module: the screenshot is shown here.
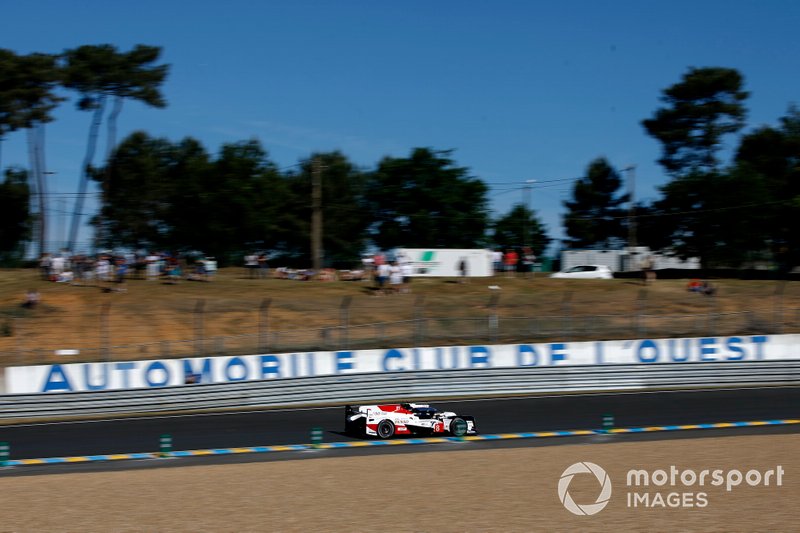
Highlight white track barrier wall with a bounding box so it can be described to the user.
[4,334,796,394]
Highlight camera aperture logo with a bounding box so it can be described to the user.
[558,462,612,516]
[558,462,785,515]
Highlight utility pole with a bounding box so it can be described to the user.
[522,179,536,246]
[311,157,323,273]
[623,165,637,249]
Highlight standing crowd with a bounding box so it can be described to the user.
[492,247,538,277]
[37,251,217,287]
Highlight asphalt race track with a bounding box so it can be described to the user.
[1,386,798,462]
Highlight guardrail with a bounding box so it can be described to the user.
[1,361,798,422]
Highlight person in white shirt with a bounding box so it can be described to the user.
[376,262,391,294]
[146,253,161,280]
[400,262,413,293]
[389,262,403,293]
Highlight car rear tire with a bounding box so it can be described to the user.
[450,417,468,437]
[377,419,395,439]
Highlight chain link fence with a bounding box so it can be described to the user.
[6,287,799,366]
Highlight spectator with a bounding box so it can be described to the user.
[641,255,656,285]
[258,253,269,279]
[133,254,147,280]
[361,255,375,283]
[492,249,503,275]
[164,256,181,284]
[188,258,208,281]
[503,249,518,278]
[701,281,716,296]
[146,252,161,280]
[96,255,111,284]
[375,261,391,295]
[76,254,94,284]
[522,247,536,279]
[204,257,217,280]
[51,254,65,280]
[39,253,52,281]
[389,262,403,294]
[401,261,413,293]
[22,289,40,309]
[244,253,259,278]
[457,257,469,283]
[687,279,703,293]
[115,256,128,285]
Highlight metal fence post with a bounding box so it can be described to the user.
[487,292,500,343]
[561,291,573,341]
[635,288,647,337]
[773,281,786,334]
[339,296,352,350]
[320,327,332,349]
[194,299,205,357]
[100,302,111,362]
[259,298,272,353]
[14,318,23,365]
[414,294,426,346]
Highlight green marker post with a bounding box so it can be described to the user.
[602,414,615,434]
[159,434,173,457]
[0,441,9,467]
[311,427,323,449]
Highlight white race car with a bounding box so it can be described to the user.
[345,403,477,439]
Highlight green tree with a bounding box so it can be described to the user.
[281,152,369,266]
[201,139,288,263]
[63,44,169,251]
[0,49,23,171]
[631,201,673,253]
[653,169,769,267]
[491,204,550,255]
[91,131,174,250]
[562,158,628,249]
[0,168,31,265]
[160,137,215,251]
[365,148,489,249]
[734,105,800,270]
[0,50,63,170]
[93,134,290,264]
[3,52,63,256]
[643,67,748,178]
[642,67,751,266]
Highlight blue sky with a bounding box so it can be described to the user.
[3,1,799,253]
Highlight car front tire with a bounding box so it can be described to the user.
[449,417,468,437]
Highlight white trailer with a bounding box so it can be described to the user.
[394,248,494,277]
[561,247,701,272]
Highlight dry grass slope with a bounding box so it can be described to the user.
[0,268,797,366]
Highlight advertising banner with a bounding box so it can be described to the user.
[4,333,794,394]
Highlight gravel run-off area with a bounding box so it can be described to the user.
[0,432,797,532]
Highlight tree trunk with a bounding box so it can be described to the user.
[35,124,48,256]
[26,127,46,257]
[68,95,106,252]
[105,95,124,161]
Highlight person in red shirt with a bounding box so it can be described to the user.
[503,249,518,277]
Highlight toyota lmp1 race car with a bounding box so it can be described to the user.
[345,403,477,439]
